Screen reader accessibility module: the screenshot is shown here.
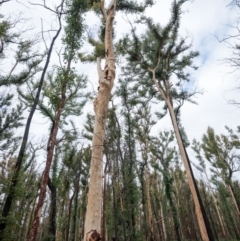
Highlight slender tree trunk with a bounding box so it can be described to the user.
[101,160,108,241]
[0,10,63,239]
[228,184,240,217]
[166,99,214,241]
[66,190,76,241]
[57,189,67,241]
[83,1,116,240]
[150,190,161,241]
[204,169,226,237]
[71,157,82,241]
[166,183,181,241]
[48,178,57,241]
[112,158,118,240]
[28,92,66,241]
[145,165,155,241]
[160,203,167,241]
[139,166,148,241]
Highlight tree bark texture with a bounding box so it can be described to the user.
[145,165,155,241]
[48,178,57,241]
[228,184,240,217]
[28,92,66,241]
[71,157,82,241]
[204,169,226,237]
[150,68,214,241]
[166,100,214,241]
[83,1,116,240]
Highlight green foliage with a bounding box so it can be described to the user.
[201,126,240,183]
[0,145,40,241]
[87,0,153,15]
[79,0,153,62]
[117,0,198,105]
[0,17,44,86]
[63,0,88,62]
[79,34,105,62]
[0,93,23,154]
[18,68,88,129]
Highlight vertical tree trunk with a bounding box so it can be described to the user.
[160,203,167,241]
[112,160,118,240]
[204,169,226,237]
[228,184,240,217]
[66,190,76,241]
[83,1,116,240]
[166,183,181,241]
[145,165,155,241]
[71,157,82,241]
[48,178,57,241]
[101,159,108,241]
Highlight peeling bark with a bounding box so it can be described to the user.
[166,99,213,241]
[28,92,66,241]
[83,1,116,240]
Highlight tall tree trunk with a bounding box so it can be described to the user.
[0,8,63,239]
[83,1,116,240]
[165,182,181,241]
[228,184,240,217]
[71,157,82,241]
[139,166,148,241]
[48,178,57,241]
[145,165,154,241]
[166,98,214,241]
[66,190,76,241]
[28,92,66,241]
[101,158,109,241]
[160,202,167,241]
[204,169,226,237]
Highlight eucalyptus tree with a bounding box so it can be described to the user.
[117,0,214,240]
[134,104,156,241]
[192,139,227,238]
[100,103,125,241]
[0,6,43,155]
[19,67,87,240]
[150,131,181,241]
[16,0,88,239]
[0,143,42,241]
[81,0,153,240]
[215,181,240,239]
[116,78,141,241]
[193,126,240,217]
[45,127,81,241]
[0,2,64,237]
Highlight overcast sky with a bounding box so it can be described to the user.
[2,0,240,172]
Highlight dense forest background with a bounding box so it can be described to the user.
[0,0,240,241]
